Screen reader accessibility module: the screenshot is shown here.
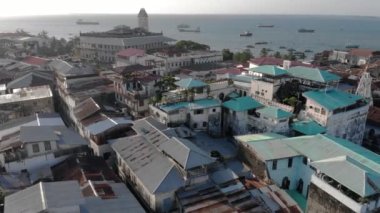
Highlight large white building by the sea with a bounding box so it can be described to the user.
[79,9,174,63]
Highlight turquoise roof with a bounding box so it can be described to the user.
[249,65,288,76]
[159,98,220,112]
[291,120,326,135]
[243,134,380,197]
[175,78,207,89]
[287,66,341,83]
[303,89,364,111]
[231,75,255,83]
[226,91,240,99]
[235,133,287,143]
[222,96,262,112]
[257,106,292,119]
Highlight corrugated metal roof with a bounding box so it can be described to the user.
[291,120,326,135]
[85,116,132,135]
[222,96,262,112]
[175,78,207,89]
[303,89,364,111]
[73,97,101,121]
[249,65,288,76]
[288,66,341,83]
[257,106,292,119]
[20,126,58,143]
[4,181,83,213]
[235,133,287,144]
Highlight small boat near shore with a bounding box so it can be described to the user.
[255,41,268,45]
[298,28,315,33]
[346,44,360,49]
[240,31,252,37]
[177,24,190,29]
[257,25,274,28]
[246,45,255,48]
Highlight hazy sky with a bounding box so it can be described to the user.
[1,0,379,17]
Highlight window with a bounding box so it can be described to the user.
[32,144,40,153]
[44,141,51,151]
[212,108,216,112]
[139,100,144,107]
[314,108,320,113]
[193,123,198,129]
[203,122,207,127]
[303,157,308,165]
[194,109,204,115]
[288,158,293,168]
[272,160,277,170]
[321,108,326,115]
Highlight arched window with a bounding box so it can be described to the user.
[281,177,290,189]
[297,179,304,194]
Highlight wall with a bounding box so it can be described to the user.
[4,153,68,173]
[251,80,275,101]
[236,143,268,180]
[307,182,356,213]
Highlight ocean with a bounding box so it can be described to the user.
[1,14,380,57]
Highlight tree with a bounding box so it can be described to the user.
[154,75,177,91]
[233,50,252,63]
[222,49,234,61]
[260,48,268,57]
[175,40,209,51]
[274,51,282,58]
[283,96,298,107]
[38,30,49,39]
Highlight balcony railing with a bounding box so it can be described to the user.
[4,150,28,163]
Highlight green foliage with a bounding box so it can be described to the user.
[222,49,234,61]
[175,40,210,51]
[233,50,252,63]
[154,75,177,91]
[283,96,298,107]
[260,48,268,57]
[274,51,282,58]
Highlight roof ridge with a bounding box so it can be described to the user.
[39,182,47,209]
[152,163,177,193]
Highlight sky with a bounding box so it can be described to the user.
[1,0,380,17]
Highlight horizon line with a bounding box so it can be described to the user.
[0,13,379,19]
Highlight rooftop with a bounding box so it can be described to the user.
[291,120,326,135]
[349,48,373,57]
[0,85,52,105]
[222,96,262,112]
[174,78,207,89]
[249,57,313,68]
[6,71,53,90]
[80,25,167,38]
[303,89,365,111]
[159,98,220,112]
[238,134,380,197]
[257,106,293,119]
[21,56,49,66]
[287,66,341,83]
[138,8,148,17]
[20,126,58,143]
[116,48,145,58]
[249,65,288,76]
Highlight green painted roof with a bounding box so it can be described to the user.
[231,75,255,83]
[257,106,292,119]
[160,98,220,112]
[291,120,326,135]
[235,133,287,143]
[244,134,380,197]
[227,91,240,99]
[287,66,341,83]
[222,96,262,112]
[249,65,288,76]
[175,78,207,89]
[303,89,364,111]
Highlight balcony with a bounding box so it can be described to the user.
[4,149,28,163]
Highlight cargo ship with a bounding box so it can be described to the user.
[178,27,200,33]
[240,31,252,37]
[257,25,274,28]
[298,28,315,33]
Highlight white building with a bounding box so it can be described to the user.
[302,89,369,144]
[254,106,293,133]
[138,8,149,32]
[235,133,380,213]
[79,26,175,63]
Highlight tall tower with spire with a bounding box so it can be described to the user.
[138,8,149,32]
[356,65,373,106]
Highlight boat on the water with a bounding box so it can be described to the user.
[304,49,313,53]
[76,19,99,25]
[177,24,190,29]
[240,31,252,37]
[279,46,287,49]
[298,28,315,33]
[288,48,296,52]
[346,44,360,49]
[257,25,274,28]
[246,45,255,48]
[255,41,268,45]
[178,27,200,33]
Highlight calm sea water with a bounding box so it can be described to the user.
[1,14,380,57]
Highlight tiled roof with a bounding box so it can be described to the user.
[288,66,341,83]
[257,106,292,119]
[222,96,262,112]
[175,78,207,89]
[116,48,145,58]
[291,120,326,135]
[114,64,153,75]
[303,89,364,111]
[349,48,373,57]
[249,65,288,76]
[21,56,48,66]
